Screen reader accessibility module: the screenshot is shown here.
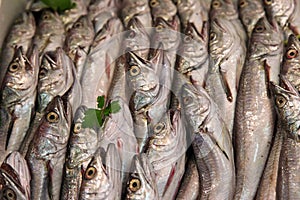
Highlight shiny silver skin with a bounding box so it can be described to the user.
[0,152,31,200]
[121,0,152,28]
[176,153,199,200]
[181,83,235,200]
[233,17,283,200]
[0,46,39,157]
[125,154,159,200]
[238,0,265,36]
[79,144,122,200]
[149,0,177,22]
[61,106,99,200]
[81,17,123,108]
[146,109,186,199]
[88,0,119,20]
[205,17,246,135]
[32,9,65,55]
[0,11,36,84]
[64,15,95,80]
[281,34,300,91]
[270,78,300,199]
[26,96,71,200]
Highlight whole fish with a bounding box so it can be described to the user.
[0,46,39,158]
[238,0,265,36]
[269,77,300,199]
[125,154,159,200]
[32,9,65,55]
[0,11,36,84]
[149,0,177,22]
[181,83,235,200]
[81,17,123,108]
[26,96,71,200]
[205,17,246,135]
[281,34,300,91]
[233,16,283,200]
[64,15,95,80]
[0,152,31,200]
[61,106,99,200]
[145,109,186,199]
[79,144,122,200]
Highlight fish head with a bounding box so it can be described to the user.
[249,16,283,58]
[149,0,177,21]
[60,0,88,29]
[89,0,119,19]
[9,12,36,40]
[126,154,158,199]
[210,0,237,19]
[181,83,210,133]
[270,76,300,142]
[38,9,63,31]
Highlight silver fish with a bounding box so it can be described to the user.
[61,106,99,200]
[64,15,95,80]
[149,0,177,22]
[146,109,186,199]
[126,154,159,200]
[32,9,65,55]
[0,46,39,156]
[210,0,239,20]
[238,0,265,36]
[181,83,235,200]
[81,17,123,108]
[26,96,71,200]
[233,17,283,200]
[0,11,36,84]
[270,77,300,199]
[79,144,122,200]
[88,0,119,21]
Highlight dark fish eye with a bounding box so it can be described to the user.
[73,123,82,134]
[212,0,221,8]
[129,178,141,192]
[8,62,20,73]
[155,24,164,32]
[46,111,59,123]
[150,0,159,7]
[183,35,192,43]
[154,122,165,133]
[209,32,216,41]
[3,188,16,200]
[39,68,47,78]
[128,30,136,39]
[43,14,50,20]
[129,65,140,76]
[254,25,265,33]
[239,0,247,8]
[74,22,83,28]
[275,96,287,108]
[264,0,272,5]
[286,49,298,59]
[85,166,97,180]
[183,96,192,105]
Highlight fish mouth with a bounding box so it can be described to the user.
[279,75,299,96]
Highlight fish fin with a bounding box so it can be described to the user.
[263,60,271,98]
[218,66,233,102]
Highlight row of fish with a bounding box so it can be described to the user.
[0,0,300,199]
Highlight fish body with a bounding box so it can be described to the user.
[88,0,119,20]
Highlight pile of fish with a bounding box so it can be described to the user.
[0,0,300,199]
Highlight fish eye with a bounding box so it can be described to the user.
[129,178,141,192]
[212,0,221,8]
[275,96,287,108]
[286,49,298,59]
[3,188,16,200]
[264,0,272,5]
[127,30,136,39]
[239,0,247,8]
[129,65,140,76]
[183,35,192,43]
[73,123,82,134]
[85,166,97,180]
[42,13,50,20]
[46,111,59,123]
[39,68,47,78]
[8,62,20,73]
[74,22,83,28]
[183,96,193,105]
[154,122,165,133]
[155,24,164,32]
[150,0,159,7]
[209,32,216,41]
[254,25,265,33]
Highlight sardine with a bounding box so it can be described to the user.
[26,96,71,200]
[233,16,283,200]
[149,0,177,22]
[88,0,120,20]
[125,154,159,200]
[181,83,235,200]
[0,46,39,158]
[79,144,122,200]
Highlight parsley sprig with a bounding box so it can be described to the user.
[41,0,75,12]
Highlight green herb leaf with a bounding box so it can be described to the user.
[97,96,105,109]
[82,109,102,128]
[41,0,75,12]
[110,101,121,113]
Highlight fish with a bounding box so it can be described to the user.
[145,109,186,199]
[269,77,300,199]
[61,106,99,200]
[238,0,265,36]
[181,83,235,200]
[0,46,39,158]
[32,9,65,55]
[205,17,246,135]
[281,34,300,91]
[64,15,95,80]
[25,96,71,200]
[233,16,283,200]
[81,17,123,108]
[0,11,36,84]
[176,152,200,200]
[149,0,177,22]
[79,144,122,200]
[125,154,159,200]
[88,0,120,22]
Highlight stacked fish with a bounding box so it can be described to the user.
[0,0,299,199]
